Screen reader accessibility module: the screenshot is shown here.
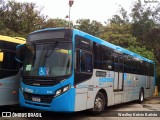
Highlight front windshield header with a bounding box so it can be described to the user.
[27,29,72,42]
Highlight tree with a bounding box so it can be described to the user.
[0,0,47,37]
[107,1,160,82]
[43,18,69,28]
[75,19,103,37]
[109,7,129,25]
[100,24,133,47]
[131,1,160,37]
[100,23,155,60]
[130,1,160,79]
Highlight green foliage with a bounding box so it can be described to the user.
[100,23,155,61]
[109,7,129,25]
[0,0,47,37]
[127,46,155,61]
[106,0,160,80]
[129,1,160,78]
[131,1,160,37]
[43,18,69,28]
[74,19,103,37]
[100,23,135,47]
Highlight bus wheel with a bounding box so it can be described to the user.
[139,89,144,103]
[92,92,105,114]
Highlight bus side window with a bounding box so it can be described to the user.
[86,54,92,72]
[114,55,119,72]
[0,52,4,62]
[77,50,92,73]
[81,52,86,72]
[75,49,93,84]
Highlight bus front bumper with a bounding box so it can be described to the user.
[19,88,75,112]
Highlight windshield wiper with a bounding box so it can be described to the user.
[44,41,59,58]
[43,40,71,58]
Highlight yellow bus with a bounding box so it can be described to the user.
[0,35,25,106]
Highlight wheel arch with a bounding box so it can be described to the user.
[98,89,108,107]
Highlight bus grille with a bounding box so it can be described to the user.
[24,92,54,103]
[22,79,58,87]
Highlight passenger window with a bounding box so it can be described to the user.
[74,49,93,84]
[80,50,92,73]
[0,49,19,79]
[85,54,92,72]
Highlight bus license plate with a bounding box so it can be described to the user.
[32,97,41,102]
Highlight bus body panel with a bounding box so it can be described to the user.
[0,72,20,105]
[74,69,115,111]
[74,70,95,111]
[74,70,155,111]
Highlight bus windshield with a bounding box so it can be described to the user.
[22,40,72,78]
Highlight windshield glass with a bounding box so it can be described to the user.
[22,40,72,78]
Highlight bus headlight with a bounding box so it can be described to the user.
[55,89,62,96]
[55,85,70,97]
[63,85,70,92]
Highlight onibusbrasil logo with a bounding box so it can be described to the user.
[2,112,42,118]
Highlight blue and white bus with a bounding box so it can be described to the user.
[17,28,155,113]
[0,35,25,106]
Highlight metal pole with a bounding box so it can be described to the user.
[69,6,71,28]
[68,0,74,28]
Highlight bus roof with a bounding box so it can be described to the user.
[30,27,154,64]
[0,35,26,44]
[13,37,26,41]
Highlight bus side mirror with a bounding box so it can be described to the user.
[16,44,26,63]
[0,52,4,62]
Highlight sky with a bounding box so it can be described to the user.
[11,0,160,24]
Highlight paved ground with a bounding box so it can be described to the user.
[0,97,160,120]
[143,96,160,104]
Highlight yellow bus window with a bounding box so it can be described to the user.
[0,52,4,62]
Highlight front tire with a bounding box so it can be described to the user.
[91,92,105,114]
